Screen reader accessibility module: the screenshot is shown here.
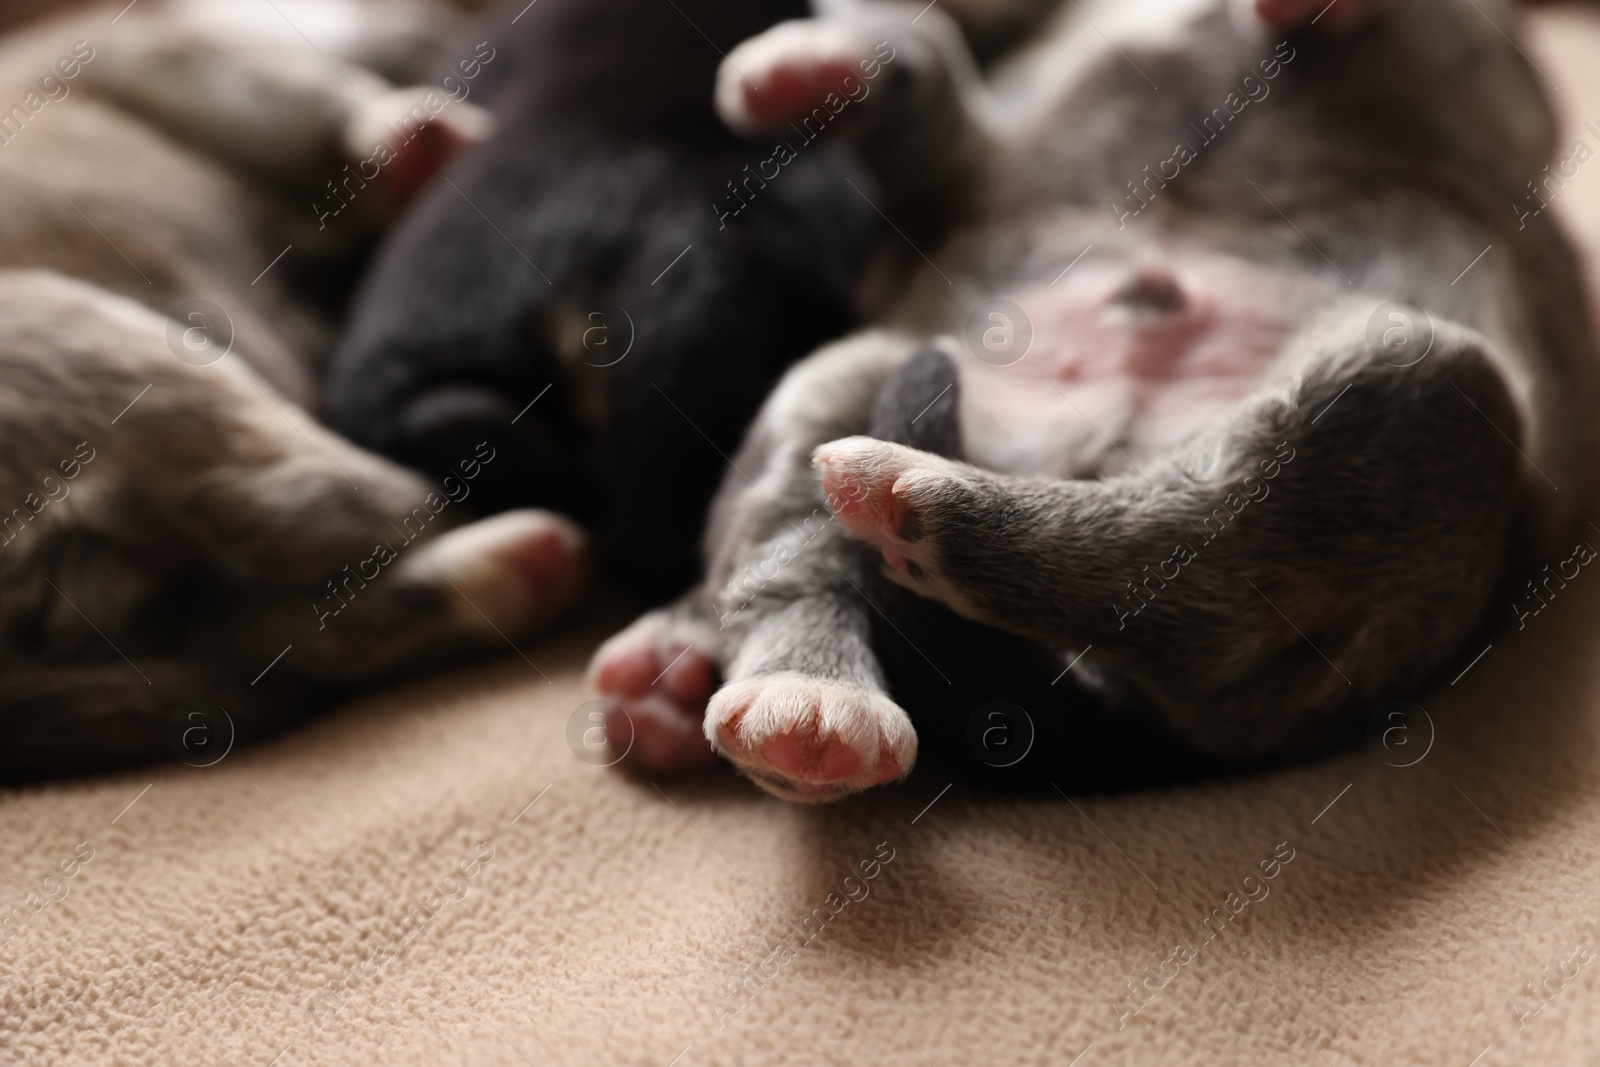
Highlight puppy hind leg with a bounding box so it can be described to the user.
[153,389,592,668]
[813,317,1525,756]
[587,330,924,798]
[196,508,589,683]
[702,333,924,801]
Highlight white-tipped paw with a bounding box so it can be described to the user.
[410,509,588,637]
[706,672,916,803]
[812,435,979,605]
[1232,0,1376,34]
[716,19,880,136]
[587,610,723,774]
[343,86,493,206]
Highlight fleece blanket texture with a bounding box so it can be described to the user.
[7,7,1600,1066]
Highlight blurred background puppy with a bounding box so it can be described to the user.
[0,0,588,781]
[322,0,1071,601]
[322,0,882,602]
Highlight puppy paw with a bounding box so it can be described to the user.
[410,510,588,637]
[343,86,493,208]
[812,436,977,598]
[716,20,876,136]
[1237,0,1374,33]
[587,611,723,774]
[706,672,916,803]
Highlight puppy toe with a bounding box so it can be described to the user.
[706,672,916,802]
[344,87,492,208]
[414,510,589,636]
[716,21,875,135]
[812,437,962,577]
[1240,0,1373,33]
[587,612,722,774]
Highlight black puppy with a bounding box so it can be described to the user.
[325,0,881,600]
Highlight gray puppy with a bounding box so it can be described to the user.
[590,0,1600,800]
[0,0,584,780]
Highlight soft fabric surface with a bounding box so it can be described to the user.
[7,8,1600,1066]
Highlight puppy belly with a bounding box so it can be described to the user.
[956,249,1334,476]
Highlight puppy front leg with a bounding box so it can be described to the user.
[0,271,587,682]
[84,11,486,208]
[715,6,993,229]
[815,318,1527,756]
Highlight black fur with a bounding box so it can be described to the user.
[324,0,880,600]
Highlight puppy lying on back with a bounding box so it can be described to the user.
[590,0,1600,799]
[323,0,882,601]
[0,0,588,781]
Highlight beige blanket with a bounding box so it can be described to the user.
[7,7,1600,1065]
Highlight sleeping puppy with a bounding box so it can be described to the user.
[589,0,1600,799]
[0,0,588,782]
[321,0,882,601]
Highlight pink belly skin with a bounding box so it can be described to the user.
[955,251,1335,476]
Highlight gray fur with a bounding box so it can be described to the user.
[0,0,580,780]
[607,0,1600,797]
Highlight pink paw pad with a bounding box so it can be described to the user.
[736,58,864,129]
[814,439,936,573]
[717,22,874,136]
[493,528,589,614]
[588,620,721,775]
[424,510,588,636]
[706,673,916,803]
[1252,0,1371,32]
[760,731,860,782]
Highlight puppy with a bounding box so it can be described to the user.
[0,0,587,782]
[590,0,1600,800]
[322,0,883,601]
